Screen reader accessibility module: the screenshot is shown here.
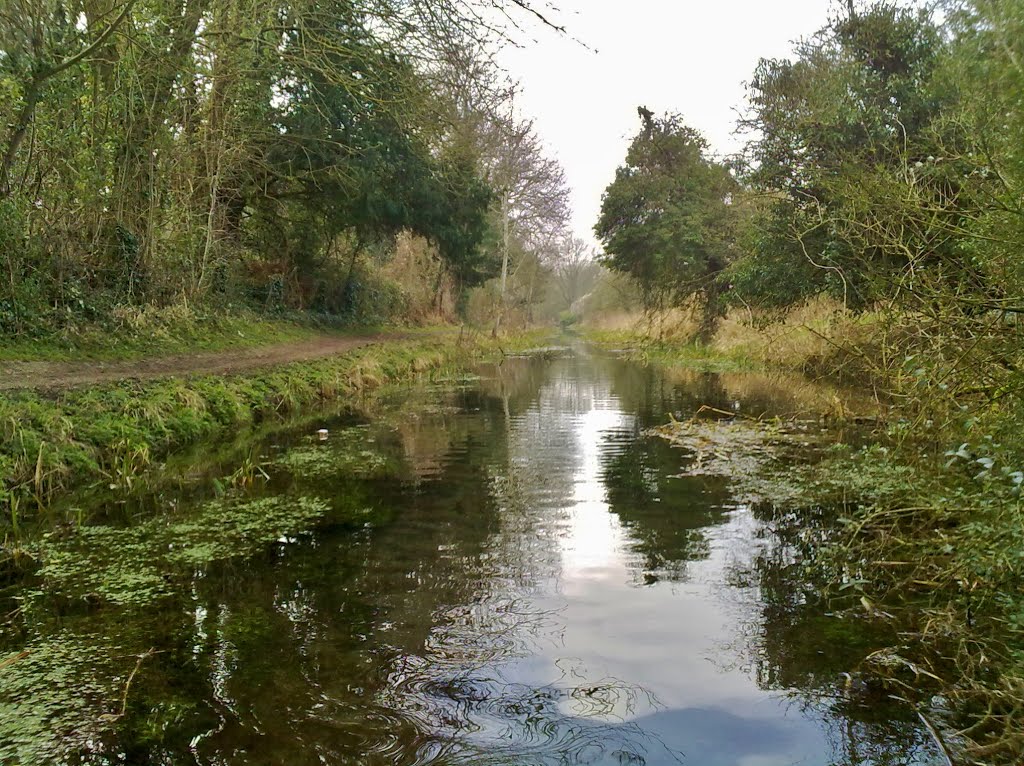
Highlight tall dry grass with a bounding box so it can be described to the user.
[381,232,458,324]
[584,296,885,381]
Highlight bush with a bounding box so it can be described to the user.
[558,311,580,330]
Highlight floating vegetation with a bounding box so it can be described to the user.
[0,631,122,765]
[647,410,826,505]
[274,428,392,479]
[430,373,483,385]
[31,495,333,608]
[650,417,779,477]
[1,433,388,762]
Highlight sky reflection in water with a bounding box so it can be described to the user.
[362,353,944,766]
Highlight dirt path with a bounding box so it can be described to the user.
[0,332,408,392]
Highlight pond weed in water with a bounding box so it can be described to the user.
[28,495,334,608]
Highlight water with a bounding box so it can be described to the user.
[0,348,945,765]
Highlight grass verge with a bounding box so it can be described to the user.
[0,327,553,524]
[0,306,377,362]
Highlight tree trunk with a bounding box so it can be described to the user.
[116,0,208,240]
[696,277,724,345]
[0,78,42,198]
[434,263,448,314]
[492,190,510,338]
[342,235,365,313]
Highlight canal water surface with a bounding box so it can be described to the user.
[1,348,945,765]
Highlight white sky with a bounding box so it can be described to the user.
[495,0,839,249]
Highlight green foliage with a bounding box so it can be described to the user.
[723,201,834,310]
[0,0,498,335]
[584,329,757,373]
[740,419,1024,763]
[557,311,580,330]
[737,3,950,309]
[428,150,498,290]
[595,113,738,338]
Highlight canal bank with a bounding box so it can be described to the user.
[0,344,948,765]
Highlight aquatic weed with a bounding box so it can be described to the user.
[0,632,122,765]
[31,495,332,608]
[274,428,391,479]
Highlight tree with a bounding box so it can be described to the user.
[552,236,600,311]
[595,111,738,341]
[733,0,1024,400]
[738,2,950,309]
[429,48,570,332]
[0,0,135,197]
[0,0,566,333]
[487,115,569,335]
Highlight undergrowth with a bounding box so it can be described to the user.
[646,396,1024,763]
[758,423,1024,764]
[581,299,883,382]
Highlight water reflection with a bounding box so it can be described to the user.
[3,349,940,765]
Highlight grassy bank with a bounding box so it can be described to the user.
[0,306,345,362]
[582,299,883,382]
[0,328,553,527]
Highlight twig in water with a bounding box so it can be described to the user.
[103,648,156,721]
[917,708,957,766]
[0,650,29,670]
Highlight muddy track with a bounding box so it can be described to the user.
[0,332,407,392]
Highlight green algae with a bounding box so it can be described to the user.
[0,632,123,765]
[30,495,334,608]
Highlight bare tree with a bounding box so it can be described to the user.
[552,236,600,311]
[486,108,570,334]
[426,47,570,333]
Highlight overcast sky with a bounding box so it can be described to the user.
[495,0,839,249]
